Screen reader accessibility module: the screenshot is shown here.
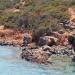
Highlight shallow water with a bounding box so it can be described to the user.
[0,46,75,75]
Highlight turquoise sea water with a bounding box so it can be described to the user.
[0,46,75,75]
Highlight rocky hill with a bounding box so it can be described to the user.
[0,0,75,31]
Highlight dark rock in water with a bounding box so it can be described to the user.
[72,56,75,62]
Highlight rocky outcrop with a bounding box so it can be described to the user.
[0,29,74,64]
[21,30,75,64]
[21,47,50,64]
[21,45,74,64]
[38,36,58,46]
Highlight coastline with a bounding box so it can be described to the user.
[0,28,74,64]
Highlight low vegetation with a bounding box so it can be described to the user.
[0,0,75,32]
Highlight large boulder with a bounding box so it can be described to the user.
[38,36,58,46]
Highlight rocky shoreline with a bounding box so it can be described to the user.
[21,44,74,64]
[0,28,75,64]
[21,30,75,64]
